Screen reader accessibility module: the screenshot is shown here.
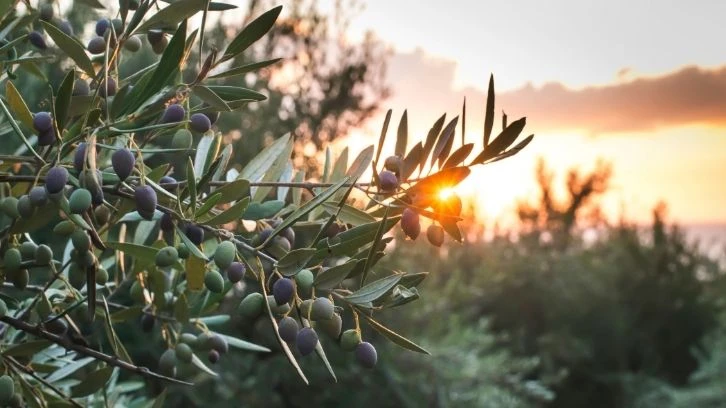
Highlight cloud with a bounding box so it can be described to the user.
[387,49,726,135]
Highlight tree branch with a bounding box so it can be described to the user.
[0,315,193,386]
[4,355,84,408]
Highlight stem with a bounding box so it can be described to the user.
[0,315,193,386]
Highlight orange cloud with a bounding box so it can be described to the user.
[388,50,726,135]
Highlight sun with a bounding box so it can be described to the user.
[438,187,456,201]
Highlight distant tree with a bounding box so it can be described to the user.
[203,0,389,176]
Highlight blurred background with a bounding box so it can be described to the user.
[36,0,726,406]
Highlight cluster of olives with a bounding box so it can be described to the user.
[237,270,377,369]
[158,331,229,376]
[0,374,21,407]
[27,2,73,50]
[251,221,296,259]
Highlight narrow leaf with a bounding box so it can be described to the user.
[314,260,358,290]
[484,74,495,147]
[345,274,401,305]
[432,117,458,168]
[360,313,430,354]
[395,110,407,158]
[221,6,282,62]
[41,21,94,77]
[420,114,446,171]
[442,143,474,169]
[204,197,249,226]
[209,58,282,79]
[277,248,316,276]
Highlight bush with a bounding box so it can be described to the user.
[0,1,533,405]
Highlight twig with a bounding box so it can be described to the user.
[0,315,193,386]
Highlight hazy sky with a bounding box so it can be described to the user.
[331,1,726,226]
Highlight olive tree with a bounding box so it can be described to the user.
[0,0,533,406]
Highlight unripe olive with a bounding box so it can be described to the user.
[267,295,291,315]
[155,246,178,268]
[238,292,264,318]
[45,166,68,194]
[94,205,110,225]
[384,155,402,173]
[204,270,224,293]
[16,195,34,218]
[28,31,47,49]
[46,318,68,336]
[272,278,294,305]
[175,343,193,363]
[0,299,6,318]
[319,312,342,339]
[426,224,445,247]
[0,375,14,405]
[79,169,103,206]
[96,267,109,285]
[207,349,220,364]
[226,262,245,283]
[69,188,92,214]
[294,269,314,297]
[53,220,76,236]
[39,3,54,21]
[208,334,228,354]
[71,230,91,252]
[214,241,236,269]
[195,332,212,350]
[278,316,299,343]
[176,244,190,259]
[4,248,21,273]
[0,197,19,219]
[95,19,110,36]
[161,104,185,123]
[34,244,53,265]
[111,148,135,181]
[134,185,157,220]
[401,208,421,240]
[189,113,211,133]
[184,223,204,245]
[68,262,85,289]
[299,299,314,318]
[29,186,48,207]
[158,349,177,377]
[340,329,361,351]
[72,79,90,96]
[87,36,106,55]
[141,313,155,332]
[296,327,318,356]
[378,170,398,191]
[33,112,52,132]
[171,129,193,149]
[19,242,37,260]
[311,297,334,321]
[355,341,377,369]
[123,35,141,52]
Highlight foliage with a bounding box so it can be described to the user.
[0,1,533,406]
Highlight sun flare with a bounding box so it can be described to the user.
[438,187,456,201]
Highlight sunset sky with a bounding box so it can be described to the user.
[329,1,726,229]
